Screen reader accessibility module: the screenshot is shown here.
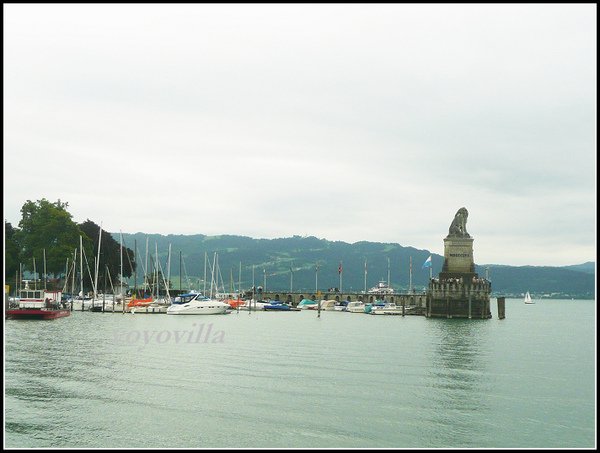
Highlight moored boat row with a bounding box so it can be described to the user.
[7,287,418,318]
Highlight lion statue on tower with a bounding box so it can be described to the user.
[448,207,470,238]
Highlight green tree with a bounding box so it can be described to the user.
[16,199,93,278]
[4,221,21,282]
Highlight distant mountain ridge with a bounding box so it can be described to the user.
[116,233,595,299]
[561,262,595,274]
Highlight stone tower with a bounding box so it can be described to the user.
[426,207,491,318]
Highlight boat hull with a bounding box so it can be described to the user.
[6,309,71,320]
[167,309,230,315]
[370,310,402,315]
[131,305,169,314]
[167,305,230,315]
[263,305,300,311]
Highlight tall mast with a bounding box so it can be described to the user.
[64,257,69,292]
[79,236,84,305]
[203,252,208,296]
[144,236,149,295]
[167,243,172,294]
[134,239,138,294]
[43,249,47,290]
[71,248,76,310]
[94,223,102,300]
[409,256,413,294]
[210,252,217,298]
[120,231,124,312]
[155,242,159,299]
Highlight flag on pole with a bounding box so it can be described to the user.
[422,255,432,269]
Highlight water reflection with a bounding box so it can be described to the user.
[421,318,494,447]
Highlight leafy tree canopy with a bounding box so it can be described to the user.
[4,221,21,280]
[16,199,93,277]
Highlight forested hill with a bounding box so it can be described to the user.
[117,233,595,299]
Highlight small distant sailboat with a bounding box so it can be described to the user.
[524,291,534,304]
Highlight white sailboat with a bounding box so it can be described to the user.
[524,291,534,304]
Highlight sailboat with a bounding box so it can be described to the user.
[524,291,534,304]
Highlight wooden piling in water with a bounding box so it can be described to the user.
[497,297,505,319]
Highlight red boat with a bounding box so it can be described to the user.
[127,297,154,308]
[6,308,71,319]
[5,286,71,320]
[223,298,245,309]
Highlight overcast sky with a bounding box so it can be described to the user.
[4,4,596,267]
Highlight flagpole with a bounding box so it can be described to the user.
[364,259,367,293]
[387,257,390,290]
[339,261,342,292]
[251,265,255,313]
[409,256,413,294]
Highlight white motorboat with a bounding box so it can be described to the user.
[346,301,366,313]
[166,294,231,315]
[370,302,402,315]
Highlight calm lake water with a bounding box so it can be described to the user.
[4,299,596,448]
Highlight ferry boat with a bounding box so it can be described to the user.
[367,280,395,295]
[5,284,70,320]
